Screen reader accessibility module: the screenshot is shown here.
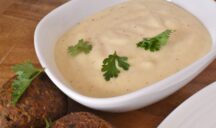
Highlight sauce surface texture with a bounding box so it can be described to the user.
[55,0,211,97]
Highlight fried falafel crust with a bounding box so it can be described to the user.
[52,112,113,128]
[0,73,68,128]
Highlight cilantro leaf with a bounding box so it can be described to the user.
[102,51,130,81]
[11,79,32,105]
[137,29,173,52]
[11,62,43,105]
[45,118,53,128]
[68,39,92,56]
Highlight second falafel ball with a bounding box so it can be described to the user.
[52,112,113,128]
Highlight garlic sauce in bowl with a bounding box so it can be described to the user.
[35,0,216,112]
[55,0,211,98]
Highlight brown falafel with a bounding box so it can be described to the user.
[52,112,113,128]
[0,73,68,128]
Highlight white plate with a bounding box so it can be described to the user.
[159,82,216,128]
[34,0,216,112]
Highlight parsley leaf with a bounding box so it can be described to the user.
[45,118,53,128]
[102,51,130,81]
[11,62,43,105]
[137,29,173,52]
[68,39,92,56]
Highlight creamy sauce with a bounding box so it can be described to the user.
[55,0,211,97]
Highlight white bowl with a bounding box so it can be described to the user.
[34,0,216,112]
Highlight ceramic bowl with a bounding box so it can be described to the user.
[34,0,216,112]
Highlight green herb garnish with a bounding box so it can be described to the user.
[68,39,92,56]
[11,62,43,105]
[45,118,53,128]
[137,29,173,52]
[102,51,130,81]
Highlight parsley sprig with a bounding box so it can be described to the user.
[45,118,53,128]
[137,29,173,52]
[11,62,43,105]
[102,51,130,81]
[68,39,92,56]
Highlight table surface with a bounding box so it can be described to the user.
[0,0,215,128]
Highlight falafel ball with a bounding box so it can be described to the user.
[52,112,113,128]
[0,73,68,128]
